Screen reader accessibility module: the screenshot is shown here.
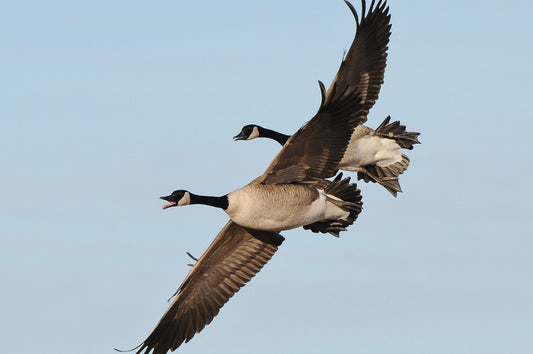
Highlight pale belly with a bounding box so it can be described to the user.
[339,135,402,168]
[224,184,348,232]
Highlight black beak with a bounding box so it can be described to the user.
[233,132,247,141]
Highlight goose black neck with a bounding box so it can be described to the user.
[189,193,229,210]
[258,127,290,146]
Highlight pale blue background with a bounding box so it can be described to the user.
[2,1,532,353]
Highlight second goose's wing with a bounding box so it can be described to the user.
[134,221,284,354]
[325,0,391,111]
[259,81,367,185]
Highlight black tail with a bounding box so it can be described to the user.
[375,116,420,150]
[304,173,363,237]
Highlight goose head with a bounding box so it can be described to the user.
[233,124,261,141]
[161,190,191,209]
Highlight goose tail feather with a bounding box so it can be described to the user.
[374,116,421,150]
[304,173,363,237]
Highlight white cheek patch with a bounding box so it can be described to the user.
[248,126,260,140]
[178,192,191,206]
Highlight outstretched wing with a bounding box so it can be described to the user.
[258,81,367,185]
[135,221,284,354]
[257,1,389,185]
[325,0,391,111]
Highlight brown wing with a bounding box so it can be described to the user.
[258,81,367,185]
[135,221,284,354]
[325,0,391,111]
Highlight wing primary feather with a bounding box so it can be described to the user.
[345,0,360,27]
[369,0,376,14]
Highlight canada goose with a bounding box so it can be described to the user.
[125,2,385,353]
[130,87,365,353]
[233,0,420,197]
[235,118,420,196]
[160,172,361,235]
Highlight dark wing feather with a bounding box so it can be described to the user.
[135,221,284,354]
[259,81,367,185]
[325,0,391,111]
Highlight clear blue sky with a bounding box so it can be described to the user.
[2,1,532,353]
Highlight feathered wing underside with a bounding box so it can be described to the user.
[259,81,367,185]
[325,0,391,111]
[135,221,284,354]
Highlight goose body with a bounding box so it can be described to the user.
[168,181,355,233]
[227,184,327,231]
[235,118,419,196]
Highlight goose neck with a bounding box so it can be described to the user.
[189,193,229,210]
[259,127,290,146]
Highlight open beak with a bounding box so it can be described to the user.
[160,196,176,210]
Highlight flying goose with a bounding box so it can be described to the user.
[129,90,365,354]
[233,0,420,197]
[127,11,375,354]
[234,119,420,196]
[160,172,361,235]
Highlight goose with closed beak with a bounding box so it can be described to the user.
[234,0,420,196]
[235,118,420,196]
